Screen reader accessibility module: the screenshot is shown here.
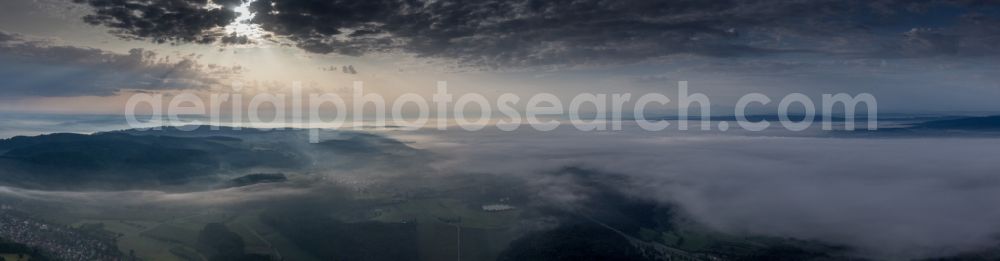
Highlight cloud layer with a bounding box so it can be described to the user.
[72,0,1000,67]
[73,0,244,44]
[404,125,1000,259]
[0,30,240,97]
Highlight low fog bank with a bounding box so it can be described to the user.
[393,124,1000,259]
[0,183,312,207]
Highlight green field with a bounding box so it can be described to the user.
[361,198,520,261]
[75,219,189,261]
[229,211,321,261]
[71,211,286,261]
[0,253,30,261]
[373,198,520,229]
[19,186,524,261]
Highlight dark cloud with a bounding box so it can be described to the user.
[73,0,244,44]
[893,28,960,57]
[219,32,252,45]
[0,31,240,97]
[74,0,1000,67]
[0,31,16,43]
[246,0,794,66]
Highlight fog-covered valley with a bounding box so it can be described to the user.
[0,116,998,260]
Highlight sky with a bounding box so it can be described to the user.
[0,0,999,114]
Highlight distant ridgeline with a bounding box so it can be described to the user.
[911,115,1000,130]
[859,115,1000,137]
[0,126,425,190]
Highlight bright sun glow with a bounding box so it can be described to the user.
[224,2,266,43]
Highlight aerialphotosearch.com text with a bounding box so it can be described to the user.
[125,81,878,142]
